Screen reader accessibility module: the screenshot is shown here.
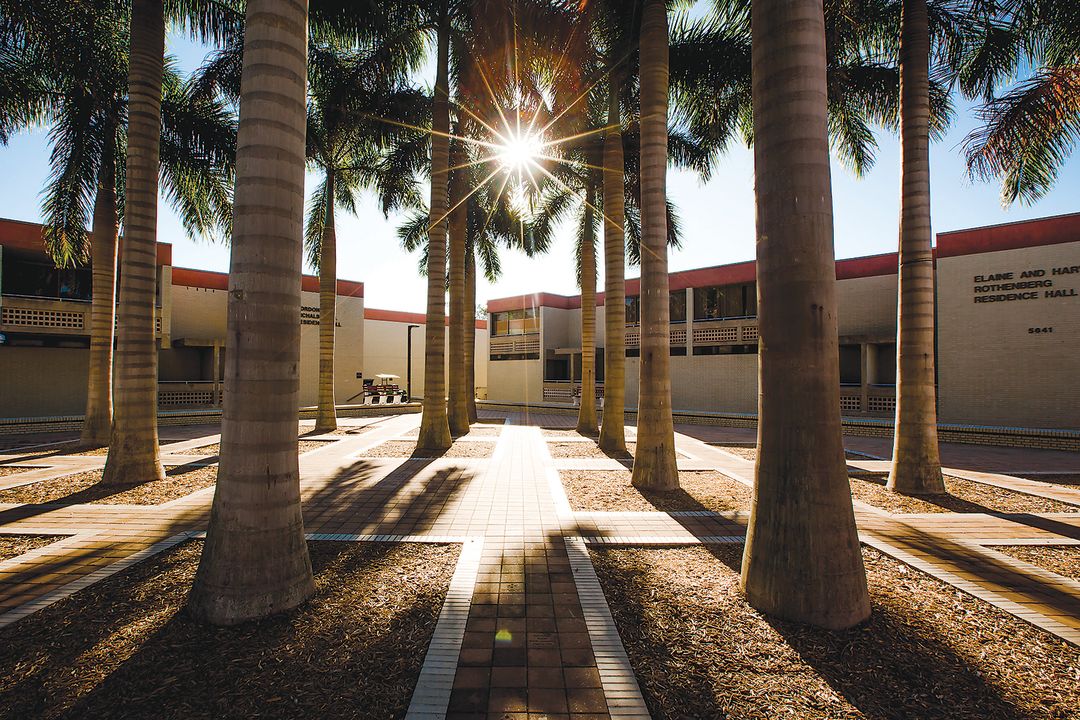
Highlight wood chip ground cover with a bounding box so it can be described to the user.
[0,540,459,720]
[591,544,1079,720]
[560,469,752,512]
[189,439,334,456]
[0,535,59,562]
[359,440,496,458]
[850,474,1077,514]
[0,466,217,505]
[0,466,35,477]
[991,545,1080,580]
[547,441,636,459]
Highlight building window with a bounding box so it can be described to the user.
[491,352,539,361]
[491,307,538,336]
[1,252,92,302]
[670,291,687,323]
[625,296,639,326]
[693,282,756,321]
[545,355,571,381]
[692,343,758,356]
[670,345,687,356]
[625,348,639,358]
[874,344,896,385]
[839,344,861,385]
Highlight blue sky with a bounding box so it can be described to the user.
[1,21,1077,314]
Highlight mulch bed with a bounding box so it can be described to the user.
[547,441,636,460]
[591,544,1079,720]
[0,535,60,563]
[0,540,459,720]
[359,440,496,459]
[189,440,334,456]
[992,545,1080,580]
[851,474,1078,514]
[560,470,751,513]
[0,466,36,478]
[0,465,217,506]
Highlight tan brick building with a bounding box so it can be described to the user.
[0,218,487,418]
[485,213,1080,430]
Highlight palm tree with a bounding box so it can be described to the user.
[303,43,426,432]
[106,0,242,481]
[630,0,678,490]
[464,247,479,423]
[416,3,454,453]
[447,133,470,436]
[577,179,600,435]
[599,75,628,454]
[103,0,167,485]
[0,0,233,454]
[962,1,1079,204]
[189,0,314,625]
[740,0,870,630]
[887,0,945,495]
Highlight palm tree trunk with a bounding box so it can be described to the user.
[576,179,598,436]
[740,0,870,630]
[102,0,165,486]
[465,247,479,424]
[80,138,118,448]
[631,0,678,490]
[888,0,944,495]
[189,0,314,625]
[598,75,626,454]
[447,151,469,436]
[416,6,453,453]
[316,169,338,432]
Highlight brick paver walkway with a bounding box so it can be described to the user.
[1,410,1079,718]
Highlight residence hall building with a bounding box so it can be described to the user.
[486,213,1080,430]
[0,218,488,419]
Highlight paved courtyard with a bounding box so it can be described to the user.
[1,410,1078,718]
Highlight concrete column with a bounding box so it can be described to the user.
[212,342,221,407]
[860,343,870,415]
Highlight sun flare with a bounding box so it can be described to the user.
[495,130,543,174]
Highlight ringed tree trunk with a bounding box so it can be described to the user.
[598,75,626,454]
[316,169,338,432]
[740,0,870,630]
[576,179,599,436]
[887,0,944,495]
[464,243,479,424]
[189,0,314,625]
[416,7,453,453]
[80,136,119,448]
[447,146,469,436]
[102,0,165,485]
[631,0,678,490]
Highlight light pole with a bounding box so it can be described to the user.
[406,324,420,401]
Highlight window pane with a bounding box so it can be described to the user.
[669,291,686,322]
[625,296,639,325]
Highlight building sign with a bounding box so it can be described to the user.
[972,265,1079,304]
[300,305,342,327]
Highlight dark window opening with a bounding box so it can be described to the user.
[693,282,756,321]
[692,344,758,356]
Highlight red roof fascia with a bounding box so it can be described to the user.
[365,306,488,329]
[936,212,1080,258]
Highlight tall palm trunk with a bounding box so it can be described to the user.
[598,75,626,454]
[888,0,944,495]
[102,0,165,486]
[465,248,478,424]
[80,138,118,448]
[416,7,453,453]
[189,0,314,625]
[447,151,469,436]
[316,169,338,431]
[740,0,870,630]
[631,0,678,490]
[576,179,598,435]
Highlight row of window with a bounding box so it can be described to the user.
[493,283,758,337]
[2,256,93,302]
